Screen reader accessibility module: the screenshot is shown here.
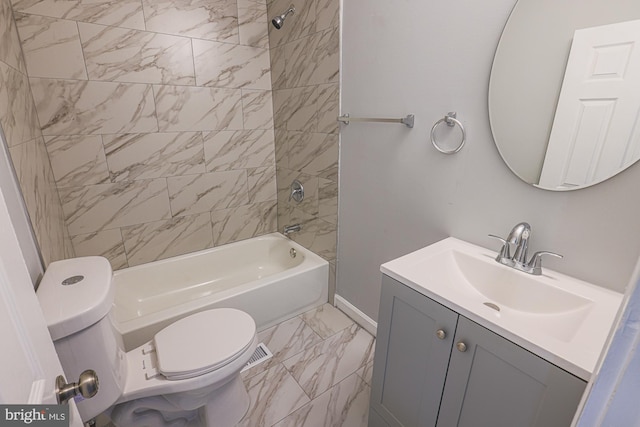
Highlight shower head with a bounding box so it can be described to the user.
[271,6,295,29]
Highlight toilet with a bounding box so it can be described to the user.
[37,256,257,427]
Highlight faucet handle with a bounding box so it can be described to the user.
[289,180,304,203]
[488,234,506,244]
[488,234,511,264]
[527,251,563,275]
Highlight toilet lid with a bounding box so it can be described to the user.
[154,309,256,380]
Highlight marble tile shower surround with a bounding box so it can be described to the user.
[268,0,340,290]
[0,0,73,266]
[10,0,284,268]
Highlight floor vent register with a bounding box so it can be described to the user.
[241,343,273,372]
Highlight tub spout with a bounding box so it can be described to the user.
[283,224,301,235]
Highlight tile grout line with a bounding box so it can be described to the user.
[239,306,373,425]
[264,343,373,426]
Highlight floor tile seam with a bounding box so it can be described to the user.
[240,362,268,381]
[267,370,368,427]
[355,367,371,387]
[241,338,323,382]
[278,323,372,381]
[298,303,360,339]
[257,316,371,402]
[298,312,355,341]
[271,317,326,368]
[248,314,325,378]
[279,332,328,372]
[296,312,327,342]
[264,393,310,427]
[280,357,315,402]
[241,357,278,384]
[261,361,314,427]
[328,326,374,363]
[336,360,371,390]
[330,369,371,393]
[241,361,311,427]
[283,352,373,402]
[299,309,362,340]
[333,370,373,413]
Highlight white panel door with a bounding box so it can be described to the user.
[0,170,82,425]
[539,19,640,189]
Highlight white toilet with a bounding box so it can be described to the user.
[37,256,257,427]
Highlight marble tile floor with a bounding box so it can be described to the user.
[97,303,375,427]
[238,303,375,427]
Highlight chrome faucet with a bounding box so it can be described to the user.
[283,224,301,235]
[507,222,531,266]
[489,222,563,275]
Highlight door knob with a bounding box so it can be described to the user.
[436,329,446,340]
[456,342,467,352]
[56,370,99,404]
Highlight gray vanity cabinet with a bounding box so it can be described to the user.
[436,316,586,426]
[370,275,587,427]
[370,275,459,426]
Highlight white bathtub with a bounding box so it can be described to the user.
[112,233,328,350]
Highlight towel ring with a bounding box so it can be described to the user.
[431,112,466,154]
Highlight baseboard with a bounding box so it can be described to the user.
[334,294,377,337]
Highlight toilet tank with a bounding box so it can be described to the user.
[37,257,127,422]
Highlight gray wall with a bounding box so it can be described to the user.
[338,0,640,321]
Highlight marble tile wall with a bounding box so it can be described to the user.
[12,0,278,268]
[0,0,73,266]
[268,0,340,294]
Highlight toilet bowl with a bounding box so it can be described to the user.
[37,256,257,427]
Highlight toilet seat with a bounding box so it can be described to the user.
[153,309,256,380]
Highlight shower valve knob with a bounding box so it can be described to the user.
[289,180,304,203]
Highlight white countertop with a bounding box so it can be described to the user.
[380,237,624,380]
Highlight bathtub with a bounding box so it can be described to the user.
[112,233,328,350]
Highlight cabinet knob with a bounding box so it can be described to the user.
[436,329,446,340]
[456,342,467,352]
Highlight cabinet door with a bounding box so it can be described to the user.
[437,317,587,427]
[370,275,459,427]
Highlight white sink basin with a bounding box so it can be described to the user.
[381,237,623,380]
[440,250,593,314]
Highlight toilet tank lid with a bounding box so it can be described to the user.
[37,257,113,341]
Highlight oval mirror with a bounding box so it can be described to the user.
[489,0,640,191]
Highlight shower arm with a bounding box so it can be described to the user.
[283,6,295,18]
